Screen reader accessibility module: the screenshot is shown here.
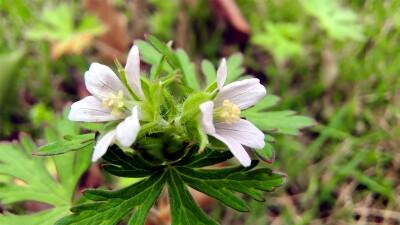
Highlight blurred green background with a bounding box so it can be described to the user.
[1,0,399,224]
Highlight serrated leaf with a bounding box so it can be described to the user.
[243,110,315,135]
[0,109,92,225]
[56,171,166,225]
[35,137,94,156]
[252,22,304,61]
[300,0,364,41]
[59,146,286,225]
[167,168,218,225]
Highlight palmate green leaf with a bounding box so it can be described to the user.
[242,94,315,135]
[56,171,166,225]
[57,147,286,225]
[300,0,364,41]
[0,109,92,225]
[252,22,304,62]
[27,4,104,41]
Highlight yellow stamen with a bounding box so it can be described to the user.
[215,100,241,125]
[102,90,125,117]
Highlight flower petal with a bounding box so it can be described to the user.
[92,130,116,162]
[85,62,130,100]
[214,78,266,110]
[210,132,251,167]
[217,58,227,90]
[116,106,140,147]
[215,119,265,149]
[125,45,143,98]
[199,101,216,134]
[68,96,118,122]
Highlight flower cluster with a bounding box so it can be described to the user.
[69,44,267,166]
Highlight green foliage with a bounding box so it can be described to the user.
[0,109,92,225]
[242,95,315,136]
[56,147,286,225]
[252,22,304,62]
[300,0,364,41]
[27,4,104,42]
[35,133,95,156]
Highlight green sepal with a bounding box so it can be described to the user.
[180,92,212,124]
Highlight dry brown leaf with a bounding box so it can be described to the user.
[51,33,93,60]
[210,0,250,41]
[84,0,130,61]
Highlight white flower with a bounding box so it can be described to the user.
[199,59,266,167]
[68,45,143,161]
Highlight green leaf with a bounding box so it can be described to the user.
[102,146,164,178]
[253,142,275,163]
[175,161,286,208]
[243,94,316,135]
[300,0,364,41]
[226,53,245,84]
[135,40,174,74]
[35,133,95,156]
[0,49,25,108]
[58,146,286,225]
[147,35,180,69]
[0,114,91,225]
[243,110,316,135]
[146,35,194,91]
[176,49,200,90]
[252,22,304,62]
[167,168,218,225]
[55,171,167,225]
[173,148,233,168]
[201,59,217,86]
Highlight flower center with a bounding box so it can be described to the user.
[214,100,241,125]
[102,90,125,117]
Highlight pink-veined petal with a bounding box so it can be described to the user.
[215,119,265,149]
[217,58,227,90]
[214,78,266,110]
[125,45,143,98]
[92,130,116,162]
[68,96,118,122]
[210,132,251,167]
[116,106,140,147]
[85,63,130,100]
[199,101,216,134]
